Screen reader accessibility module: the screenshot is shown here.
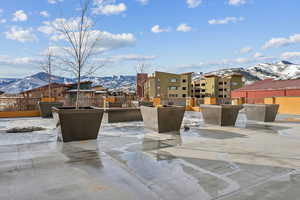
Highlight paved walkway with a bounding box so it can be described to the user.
[0,112,300,200]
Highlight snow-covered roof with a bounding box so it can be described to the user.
[67,89,95,93]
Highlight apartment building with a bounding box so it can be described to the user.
[192,74,244,98]
[144,71,193,100]
[136,73,148,99]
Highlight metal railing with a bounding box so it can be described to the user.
[0,97,41,111]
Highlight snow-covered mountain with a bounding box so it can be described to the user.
[0,72,136,94]
[1,60,299,94]
[194,60,300,84]
[0,78,20,89]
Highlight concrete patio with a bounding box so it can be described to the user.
[0,112,300,200]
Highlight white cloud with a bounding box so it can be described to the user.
[0,55,38,65]
[281,52,300,60]
[0,55,41,77]
[228,0,247,6]
[51,30,136,52]
[0,9,6,23]
[12,10,28,22]
[208,17,244,25]
[253,52,264,58]
[48,0,63,4]
[151,25,170,33]
[96,54,157,63]
[186,0,202,8]
[93,0,127,15]
[5,27,37,43]
[136,0,149,5]
[40,11,50,18]
[177,24,192,32]
[240,46,253,53]
[179,55,275,70]
[38,17,94,36]
[263,34,300,49]
[39,17,136,52]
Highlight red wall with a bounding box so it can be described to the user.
[232,89,300,104]
[286,89,300,96]
[136,73,148,98]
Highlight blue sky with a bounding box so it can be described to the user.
[0,0,300,78]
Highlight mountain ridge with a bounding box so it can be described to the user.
[1,60,300,94]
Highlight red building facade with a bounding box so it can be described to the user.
[232,79,300,103]
[136,73,148,99]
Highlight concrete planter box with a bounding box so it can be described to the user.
[244,104,279,122]
[103,108,143,123]
[52,107,104,142]
[201,104,242,126]
[39,102,63,118]
[140,106,185,133]
[106,102,123,108]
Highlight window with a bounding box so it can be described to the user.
[232,82,238,86]
[201,95,205,98]
[201,83,206,86]
[195,84,200,87]
[169,78,177,83]
[219,89,223,91]
[201,89,205,92]
[182,94,186,97]
[169,94,178,97]
[218,95,223,98]
[182,79,186,83]
[196,95,201,98]
[195,89,200,92]
[168,86,177,90]
[182,87,186,90]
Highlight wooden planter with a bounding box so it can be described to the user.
[201,104,242,126]
[140,106,185,133]
[244,104,279,122]
[52,107,104,142]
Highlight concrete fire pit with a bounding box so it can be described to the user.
[140,106,185,133]
[103,108,143,123]
[201,104,242,126]
[52,107,104,142]
[244,104,279,122]
[39,102,63,118]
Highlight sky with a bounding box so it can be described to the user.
[0,0,300,78]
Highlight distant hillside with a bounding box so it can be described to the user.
[0,72,136,94]
[1,60,300,94]
[193,61,300,84]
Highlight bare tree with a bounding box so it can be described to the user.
[136,63,149,99]
[54,0,103,109]
[136,63,147,74]
[40,48,56,99]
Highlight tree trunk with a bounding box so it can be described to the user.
[75,69,81,109]
[48,73,51,100]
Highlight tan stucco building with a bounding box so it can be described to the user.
[192,74,244,98]
[144,71,193,100]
